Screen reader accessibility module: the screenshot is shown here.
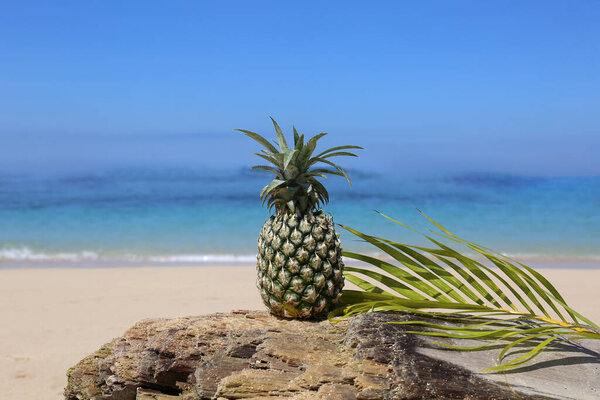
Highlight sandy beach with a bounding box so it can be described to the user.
[1,265,600,400]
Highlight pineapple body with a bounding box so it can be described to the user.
[257,210,344,318]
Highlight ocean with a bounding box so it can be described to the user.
[0,167,598,267]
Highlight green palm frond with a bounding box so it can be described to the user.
[332,211,600,371]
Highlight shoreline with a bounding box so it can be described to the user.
[2,258,600,270]
[1,265,600,400]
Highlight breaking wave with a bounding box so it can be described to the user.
[0,247,100,262]
[0,246,257,265]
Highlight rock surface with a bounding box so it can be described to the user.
[65,310,600,400]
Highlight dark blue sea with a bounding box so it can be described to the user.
[0,167,598,267]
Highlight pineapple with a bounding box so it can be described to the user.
[237,118,362,318]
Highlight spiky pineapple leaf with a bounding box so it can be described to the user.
[270,116,288,151]
[252,153,282,169]
[251,165,282,177]
[297,132,328,168]
[332,212,600,371]
[319,151,360,159]
[314,145,364,160]
[282,148,298,172]
[314,158,352,186]
[239,118,361,214]
[309,168,344,176]
[235,129,278,154]
[259,179,286,200]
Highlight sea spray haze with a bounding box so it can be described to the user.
[237,118,362,318]
[0,169,598,267]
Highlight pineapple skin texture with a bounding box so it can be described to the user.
[257,210,345,319]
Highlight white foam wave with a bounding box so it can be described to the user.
[0,246,256,264]
[147,254,256,263]
[0,247,100,261]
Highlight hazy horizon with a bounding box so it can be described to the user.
[1,129,598,177]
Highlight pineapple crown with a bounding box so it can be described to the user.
[236,117,362,215]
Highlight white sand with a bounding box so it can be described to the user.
[1,265,599,400]
[0,266,262,400]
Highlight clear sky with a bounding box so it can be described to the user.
[1,1,598,175]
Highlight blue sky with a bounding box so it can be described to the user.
[1,1,598,175]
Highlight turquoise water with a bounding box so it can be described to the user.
[0,167,598,266]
